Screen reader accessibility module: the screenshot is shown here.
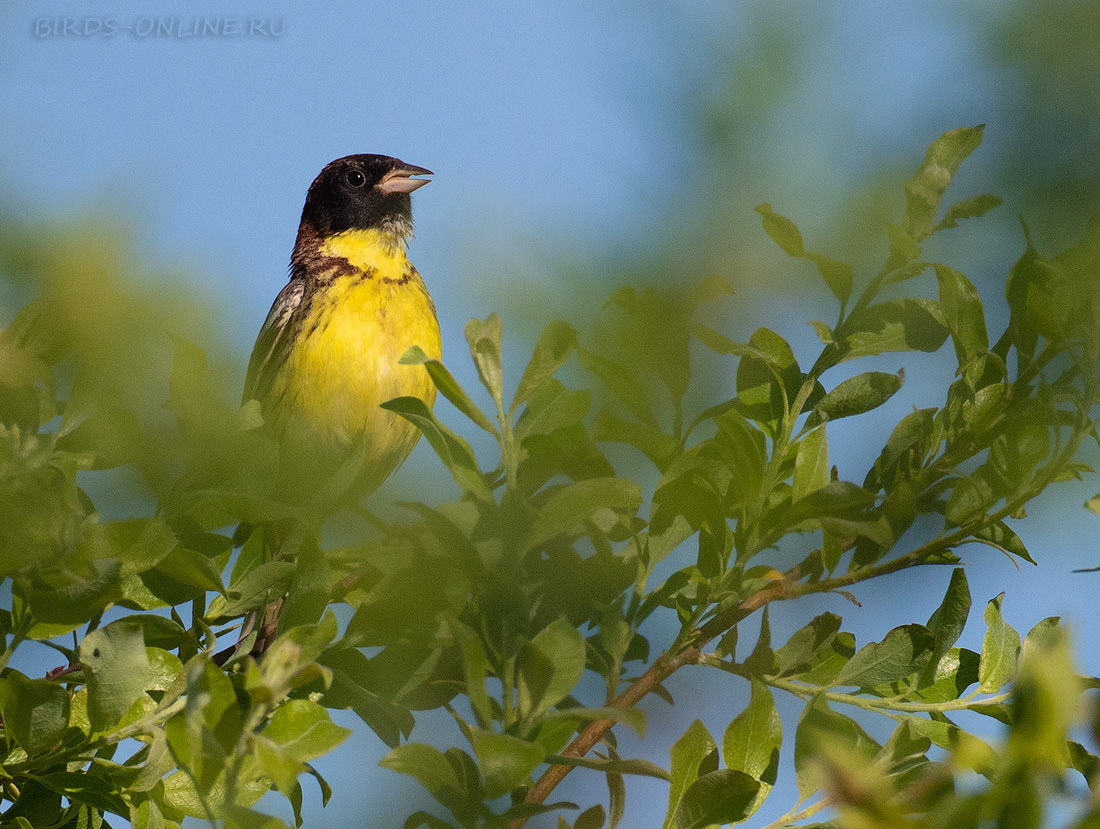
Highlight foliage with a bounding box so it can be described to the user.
[1,127,1100,828]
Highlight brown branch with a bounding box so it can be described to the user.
[511,558,813,828]
[517,647,701,820]
[511,533,970,828]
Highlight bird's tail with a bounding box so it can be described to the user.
[237,594,285,658]
[213,521,293,666]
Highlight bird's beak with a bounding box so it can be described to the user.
[378,164,433,195]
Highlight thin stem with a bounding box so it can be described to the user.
[744,371,823,559]
[104,697,187,746]
[6,696,187,775]
[513,550,920,827]
[494,386,518,493]
[0,616,31,673]
[757,796,832,829]
[766,676,1010,714]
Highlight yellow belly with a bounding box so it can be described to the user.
[268,261,441,497]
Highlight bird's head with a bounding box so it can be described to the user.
[299,154,432,239]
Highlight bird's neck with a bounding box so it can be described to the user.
[318,227,410,275]
[291,223,412,282]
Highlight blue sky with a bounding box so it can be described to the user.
[3,1,1099,826]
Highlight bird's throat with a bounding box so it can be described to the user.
[319,228,409,277]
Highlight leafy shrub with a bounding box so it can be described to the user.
[0,126,1098,829]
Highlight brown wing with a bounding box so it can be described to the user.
[242,279,305,407]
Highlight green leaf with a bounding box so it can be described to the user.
[130,799,168,829]
[157,544,225,593]
[919,568,971,687]
[934,264,989,368]
[160,769,267,818]
[515,380,591,442]
[935,193,1003,232]
[544,706,646,738]
[445,747,482,799]
[380,743,461,804]
[595,410,679,471]
[518,618,587,719]
[25,559,124,630]
[319,649,414,747]
[692,325,770,360]
[577,347,656,427]
[526,477,642,552]
[512,320,578,412]
[722,680,781,819]
[1069,741,1100,790]
[38,771,127,816]
[743,606,776,676]
[146,646,184,691]
[662,720,715,829]
[723,681,781,781]
[754,204,852,305]
[469,730,546,799]
[836,624,935,688]
[254,738,303,795]
[712,408,767,509]
[810,255,854,308]
[792,426,829,503]
[607,761,626,829]
[975,521,1036,565]
[755,202,806,257]
[403,811,458,829]
[814,371,903,422]
[900,716,996,776]
[573,804,606,829]
[775,613,842,675]
[396,501,485,581]
[281,607,339,666]
[465,313,505,408]
[820,514,894,548]
[794,697,880,798]
[264,699,351,763]
[902,125,985,242]
[0,671,70,755]
[839,297,948,363]
[809,319,835,346]
[543,754,669,780]
[82,517,178,576]
[1009,628,1078,772]
[279,535,333,633]
[207,560,296,620]
[448,618,493,727]
[787,480,876,524]
[1087,493,1100,518]
[222,806,293,829]
[111,613,192,651]
[736,327,805,436]
[165,660,242,792]
[978,593,1021,692]
[1023,616,1062,653]
[382,396,493,501]
[906,647,980,703]
[676,769,761,829]
[401,345,499,435]
[864,407,936,492]
[79,620,150,732]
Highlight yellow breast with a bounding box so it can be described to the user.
[269,229,441,495]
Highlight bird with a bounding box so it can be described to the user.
[229,154,441,659]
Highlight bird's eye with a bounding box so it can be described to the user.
[345,170,367,188]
